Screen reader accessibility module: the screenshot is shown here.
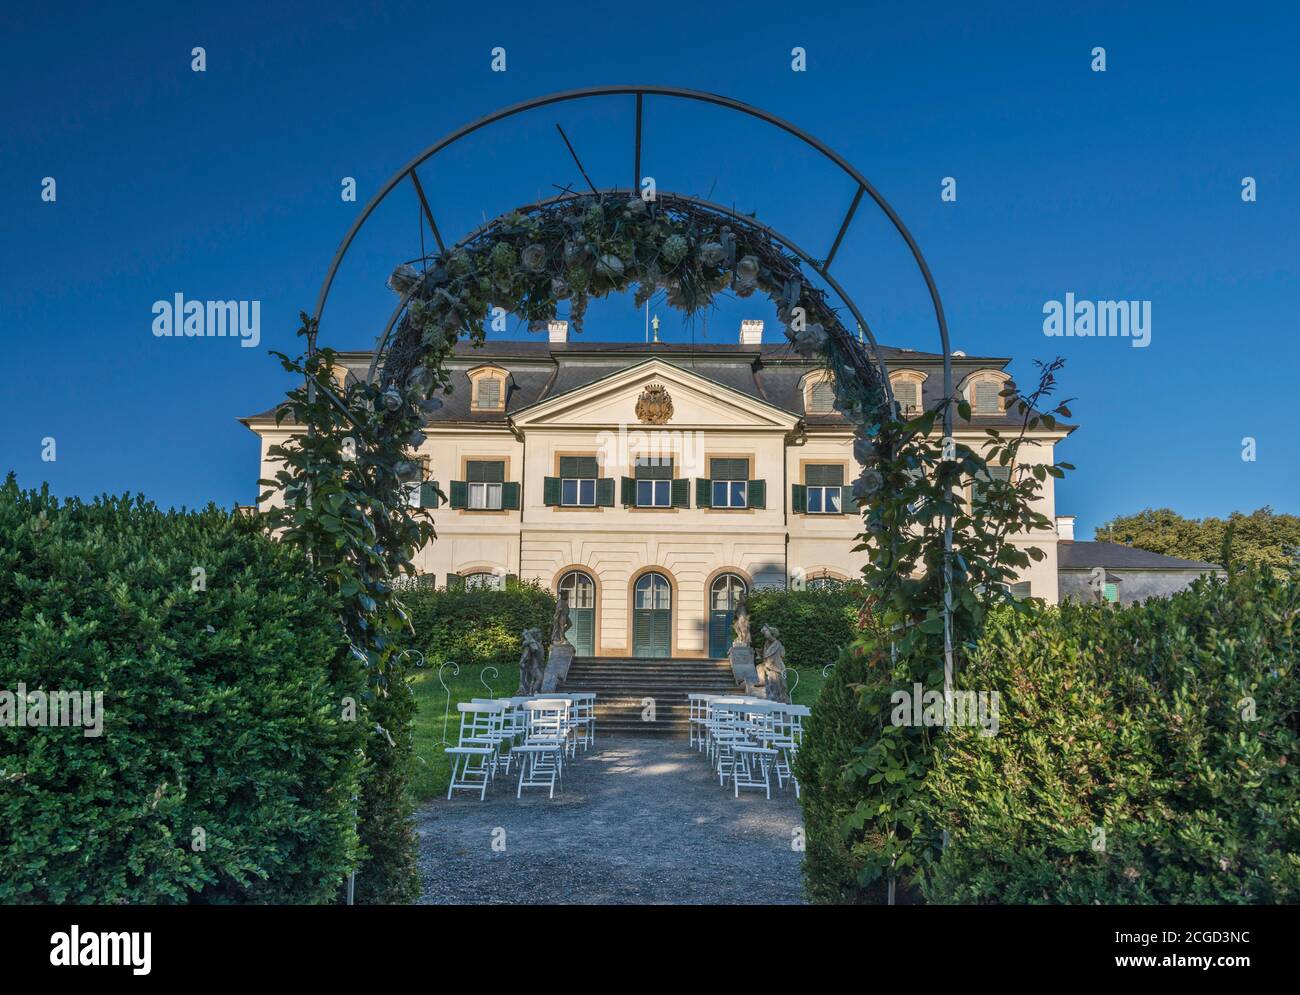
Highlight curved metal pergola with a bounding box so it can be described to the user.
[309,84,959,714]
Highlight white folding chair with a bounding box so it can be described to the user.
[445,702,506,800]
[515,699,569,798]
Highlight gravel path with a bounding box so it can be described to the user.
[416,736,806,904]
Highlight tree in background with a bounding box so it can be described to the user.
[1095,507,1300,575]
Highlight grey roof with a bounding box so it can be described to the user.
[1057,541,1221,571]
[240,338,1058,432]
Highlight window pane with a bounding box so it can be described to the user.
[487,483,502,509]
[579,479,594,504]
[562,479,577,505]
[731,481,746,507]
[826,487,841,513]
[469,483,485,509]
[808,488,823,513]
[637,480,652,506]
[655,481,669,505]
[712,480,727,507]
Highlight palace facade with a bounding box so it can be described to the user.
[243,319,1071,659]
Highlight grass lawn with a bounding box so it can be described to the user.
[408,658,827,803]
[409,660,519,802]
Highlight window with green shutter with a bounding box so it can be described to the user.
[459,460,506,510]
[709,458,750,508]
[804,464,845,514]
[634,457,674,507]
[558,455,600,506]
[972,464,1012,505]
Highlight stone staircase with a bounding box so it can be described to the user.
[562,656,739,738]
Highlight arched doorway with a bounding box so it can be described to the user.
[708,573,747,658]
[633,572,672,658]
[558,570,596,656]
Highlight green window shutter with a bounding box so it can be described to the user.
[809,381,835,413]
[894,380,919,412]
[635,457,673,480]
[543,476,561,506]
[446,572,463,590]
[501,481,520,510]
[696,478,712,508]
[709,458,749,480]
[467,460,504,483]
[974,380,1001,415]
[792,483,806,513]
[505,573,519,588]
[806,464,845,487]
[620,476,635,506]
[419,481,440,508]
[449,480,468,509]
[633,609,650,649]
[596,477,615,507]
[748,479,766,509]
[560,456,599,478]
[671,477,689,508]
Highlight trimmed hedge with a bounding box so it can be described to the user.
[401,581,556,668]
[0,478,365,904]
[924,567,1299,904]
[747,585,862,673]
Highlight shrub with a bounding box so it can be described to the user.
[747,585,862,674]
[924,566,1300,904]
[401,581,556,668]
[0,477,365,904]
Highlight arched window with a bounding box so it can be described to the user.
[558,570,596,655]
[463,571,503,591]
[806,571,845,591]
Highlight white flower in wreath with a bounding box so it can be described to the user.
[853,434,878,466]
[698,241,726,266]
[853,467,884,501]
[596,254,625,279]
[551,276,572,300]
[625,198,648,215]
[733,254,761,296]
[563,240,586,266]
[520,244,548,273]
[788,321,826,358]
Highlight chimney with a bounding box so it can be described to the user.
[739,319,764,346]
[548,320,568,344]
[1056,515,1076,541]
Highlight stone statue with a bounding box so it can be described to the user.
[551,592,572,647]
[516,627,545,695]
[731,593,751,648]
[757,623,790,703]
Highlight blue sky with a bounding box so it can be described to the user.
[3,1,1297,537]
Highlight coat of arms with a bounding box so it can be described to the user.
[635,383,673,425]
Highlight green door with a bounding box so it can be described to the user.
[559,570,596,656]
[633,572,672,657]
[709,574,747,658]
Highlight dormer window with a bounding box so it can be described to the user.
[802,371,837,415]
[961,370,1011,417]
[467,365,509,413]
[888,370,928,417]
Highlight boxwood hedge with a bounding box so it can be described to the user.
[0,477,366,904]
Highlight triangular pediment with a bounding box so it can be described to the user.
[510,359,799,430]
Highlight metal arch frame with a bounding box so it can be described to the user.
[361,188,895,390]
[310,84,959,728]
